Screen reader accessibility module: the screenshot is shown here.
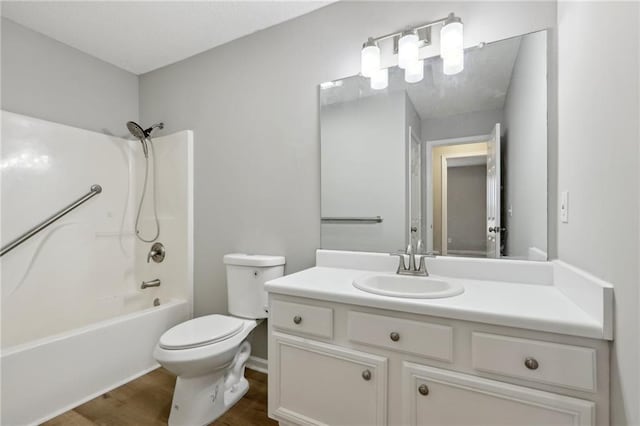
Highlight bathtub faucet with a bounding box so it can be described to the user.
[141,279,161,289]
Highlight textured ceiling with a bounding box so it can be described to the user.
[1,1,333,75]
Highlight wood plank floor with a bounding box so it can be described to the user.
[43,368,277,426]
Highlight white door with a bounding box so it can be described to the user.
[486,123,501,258]
[269,332,388,426]
[402,362,594,426]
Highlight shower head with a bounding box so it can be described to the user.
[126,121,164,158]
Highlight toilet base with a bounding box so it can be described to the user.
[167,341,252,426]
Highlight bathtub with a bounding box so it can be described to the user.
[1,298,190,425]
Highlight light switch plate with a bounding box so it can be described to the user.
[561,191,569,223]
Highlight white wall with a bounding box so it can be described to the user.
[557,2,640,425]
[0,18,138,135]
[503,31,548,258]
[321,93,406,252]
[422,108,504,142]
[140,1,557,359]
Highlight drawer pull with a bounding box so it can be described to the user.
[362,369,372,381]
[390,332,400,342]
[418,384,429,396]
[293,315,302,325]
[524,357,539,370]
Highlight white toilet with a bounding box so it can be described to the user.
[154,253,285,426]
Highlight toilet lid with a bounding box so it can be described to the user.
[159,315,244,350]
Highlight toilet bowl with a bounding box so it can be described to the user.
[154,253,285,426]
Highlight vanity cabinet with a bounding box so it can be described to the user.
[267,296,609,426]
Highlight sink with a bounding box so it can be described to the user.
[352,273,464,299]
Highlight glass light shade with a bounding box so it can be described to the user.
[405,60,424,83]
[361,44,381,78]
[370,68,388,90]
[443,51,464,75]
[440,20,463,59]
[398,32,419,69]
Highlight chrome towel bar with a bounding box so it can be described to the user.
[321,216,383,224]
[0,184,102,257]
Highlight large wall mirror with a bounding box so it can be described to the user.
[320,30,548,260]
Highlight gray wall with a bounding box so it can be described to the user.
[503,30,548,258]
[422,108,504,142]
[556,2,639,425]
[321,93,406,252]
[139,1,557,358]
[1,18,138,135]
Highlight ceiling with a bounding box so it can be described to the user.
[1,1,333,75]
[321,35,523,120]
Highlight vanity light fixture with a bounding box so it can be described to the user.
[359,12,464,88]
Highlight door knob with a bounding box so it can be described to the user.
[362,369,372,381]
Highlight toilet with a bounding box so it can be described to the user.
[154,253,285,426]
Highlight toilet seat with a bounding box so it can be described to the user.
[160,315,244,350]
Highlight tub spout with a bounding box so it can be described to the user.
[141,279,161,289]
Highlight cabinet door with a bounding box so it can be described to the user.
[402,362,594,426]
[270,332,387,426]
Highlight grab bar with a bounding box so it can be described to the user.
[0,184,102,257]
[321,216,383,224]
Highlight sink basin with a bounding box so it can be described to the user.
[352,273,464,299]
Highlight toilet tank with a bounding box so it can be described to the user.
[223,254,285,319]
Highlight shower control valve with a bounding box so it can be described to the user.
[147,242,166,263]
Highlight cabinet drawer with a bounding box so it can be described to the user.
[348,311,453,362]
[271,300,333,339]
[472,332,596,392]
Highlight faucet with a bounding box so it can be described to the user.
[141,278,161,289]
[390,241,435,276]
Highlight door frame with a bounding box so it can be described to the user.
[440,150,488,255]
[425,134,489,253]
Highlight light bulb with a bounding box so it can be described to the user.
[361,39,380,78]
[441,14,464,60]
[370,68,388,90]
[398,31,419,69]
[443,51,464,75]
[405,60,424,83]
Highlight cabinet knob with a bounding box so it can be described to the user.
[293,315,302,325]
[390,332,400,342]
[524,357,539,370]
[418,384,429,396]
[362,369,372,381]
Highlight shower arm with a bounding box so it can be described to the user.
[0,184,102,257]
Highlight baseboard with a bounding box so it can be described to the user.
[246,355,268,374]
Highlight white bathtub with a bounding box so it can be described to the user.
[1,298,190,425]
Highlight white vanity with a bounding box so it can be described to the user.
[266,250,612,426]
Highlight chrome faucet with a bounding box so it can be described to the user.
[141,278,161,289]
[390,241,435,276]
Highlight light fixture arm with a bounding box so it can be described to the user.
[365,13,455,45]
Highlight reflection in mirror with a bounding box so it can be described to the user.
[320,30,548,260]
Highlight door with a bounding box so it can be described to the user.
[402,362,594,426]
[486,123,501,258]
[270,332,388,426]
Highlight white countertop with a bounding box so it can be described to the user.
[264,251,613,340]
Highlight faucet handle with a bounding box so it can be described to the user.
[389,251,408,271]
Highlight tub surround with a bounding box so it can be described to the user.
[266,250,612,426]
[265,250,613,340]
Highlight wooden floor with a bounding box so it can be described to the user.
[43,368,278,426]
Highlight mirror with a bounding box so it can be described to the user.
[320,30,548,260]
